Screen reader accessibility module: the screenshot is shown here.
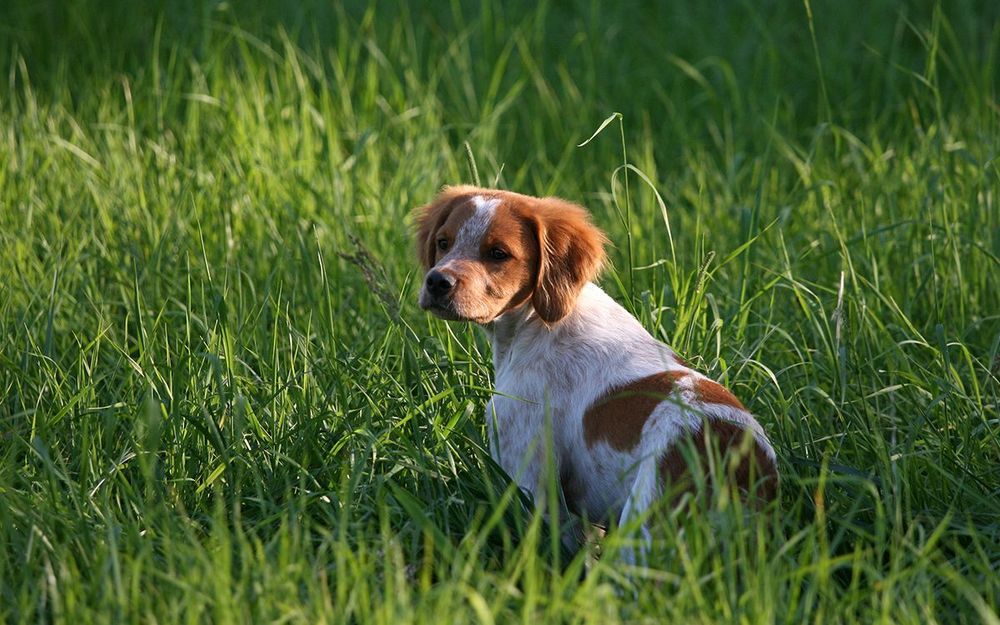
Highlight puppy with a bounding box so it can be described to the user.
[414,185,777,560]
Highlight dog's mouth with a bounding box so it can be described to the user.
[423,302,463,321]
[420,299,494,324]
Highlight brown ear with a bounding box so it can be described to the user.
[412,186,475,269]
[529,197,607,323]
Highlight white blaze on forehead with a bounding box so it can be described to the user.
[441,195,500,263]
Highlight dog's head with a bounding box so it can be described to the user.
[414,186,607,325]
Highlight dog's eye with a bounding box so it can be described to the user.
[436,238,449,252]
[488,247,509,261]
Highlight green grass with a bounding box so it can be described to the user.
[1,0,999,622]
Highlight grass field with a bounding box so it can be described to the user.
[1,0,999,622]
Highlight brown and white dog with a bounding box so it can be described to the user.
[414,185,777,561]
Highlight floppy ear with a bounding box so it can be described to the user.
[412,187,468,269]
[529,197,607,323]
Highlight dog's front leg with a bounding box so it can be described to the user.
[532,459,588,561]
[487,397,583,554]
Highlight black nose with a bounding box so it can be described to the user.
[425,270,455,298]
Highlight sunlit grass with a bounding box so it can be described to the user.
[1,1,998,622]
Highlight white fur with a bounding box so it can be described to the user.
[484,283,777,549]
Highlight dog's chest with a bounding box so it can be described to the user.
[487,353,587,457]
[485,332,590,462]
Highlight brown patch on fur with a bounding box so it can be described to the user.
[693,378,747,411]
[524,197,607,323]
[659,419,778,504]
[583,371,688,451]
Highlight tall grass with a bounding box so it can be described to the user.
[1,0,998,622]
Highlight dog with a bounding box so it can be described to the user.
[414,185,778,562]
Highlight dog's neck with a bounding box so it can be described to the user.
[483,282,600,372]
[483,300,539,371]
[482,282,663,377]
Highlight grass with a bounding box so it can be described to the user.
[1,0,998,622]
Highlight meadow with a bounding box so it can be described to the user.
[1,0,998,622]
